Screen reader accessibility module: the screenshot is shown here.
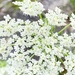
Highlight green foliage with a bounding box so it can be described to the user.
[70,0,75,9]
[0,60,7,68]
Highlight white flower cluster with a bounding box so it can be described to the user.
[45,7,68,26]
[0,0,75,75]
[13,0,44,16]
[70,13,75,29]
[0,15,24,37]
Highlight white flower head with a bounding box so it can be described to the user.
[13,0,44,16]
[4,15,11,22]
[0,0,75,75]
[55,7,61,14]
[46,7,68,26]
[70,13,75,29]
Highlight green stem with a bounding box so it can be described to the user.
[30,54,35,59]
[25,54,35,65]
[58,57,63,64]
[58,24,70,35]
[39,14,42,19]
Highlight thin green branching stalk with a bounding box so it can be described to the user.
[58,24,71,35]
[25,54,35,65]
[39,14,42,19]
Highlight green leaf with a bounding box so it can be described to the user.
[70,0,75,9]
[0,60,7,68]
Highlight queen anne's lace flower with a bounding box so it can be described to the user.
[13,0,44,16]
[0,0,75,75]
[0,15,24,37]
[45,7,68,26]
[70,13,75,29]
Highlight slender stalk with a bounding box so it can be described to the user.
[25,54,35,65]
[39,14,42,19]
[58,24,70,35]
[58,57,63,64]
